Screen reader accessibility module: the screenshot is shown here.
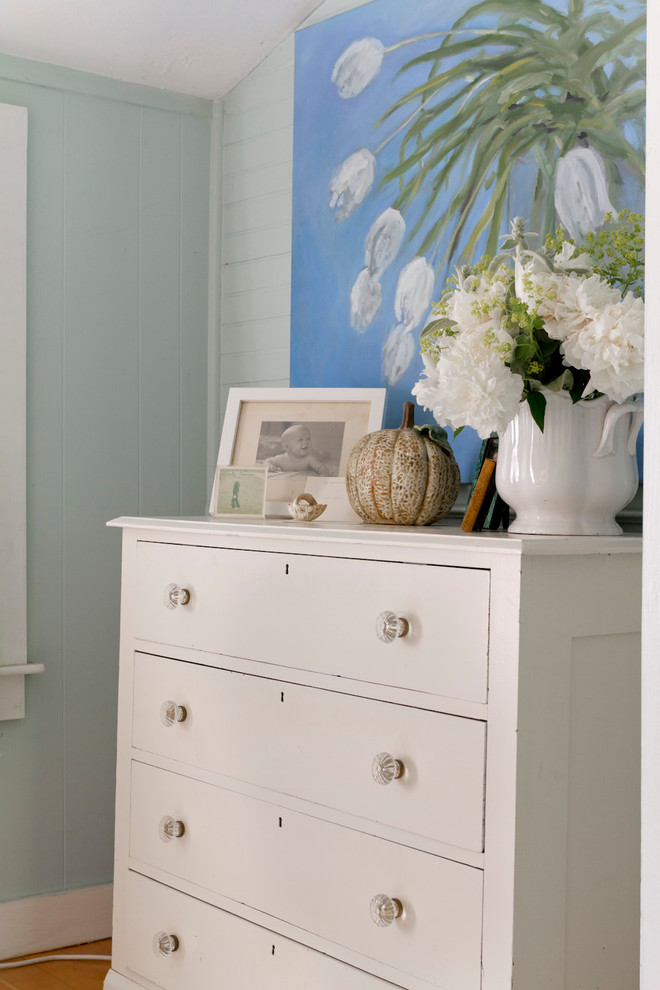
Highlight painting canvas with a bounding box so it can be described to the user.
[291,0,645,478]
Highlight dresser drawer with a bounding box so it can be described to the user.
[129,762,483,989]
[134,541,489,702]
[133,653,486,852]
[122,871,403,990]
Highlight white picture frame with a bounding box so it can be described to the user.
[210,387,387,513]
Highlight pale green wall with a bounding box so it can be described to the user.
[0,56,212,901]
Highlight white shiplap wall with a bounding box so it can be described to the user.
[218,0,372,433]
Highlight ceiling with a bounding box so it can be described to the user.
[0,0,327,99]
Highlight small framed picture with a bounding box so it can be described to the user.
[211,466,268,519]
[209,387,386,512]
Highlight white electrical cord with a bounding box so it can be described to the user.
[0,953,111,969]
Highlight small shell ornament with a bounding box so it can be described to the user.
[287,493,327,522]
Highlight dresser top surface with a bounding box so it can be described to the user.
[107,516,642,558]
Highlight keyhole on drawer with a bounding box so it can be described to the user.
[278,817,283,828]
[285,564,289,575]
[280,692,284,703]
[272,946,276,956]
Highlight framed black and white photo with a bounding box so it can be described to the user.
[210,387,387,511]
[210,466,268,518]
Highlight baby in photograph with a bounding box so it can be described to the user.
[264,424,329,476]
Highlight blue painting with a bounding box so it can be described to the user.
[291,0,645,478]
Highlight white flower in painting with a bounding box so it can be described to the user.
[351,268,382,331]
[395,257,436,331]
[382,323,415,385]
[555,146,617,240]
[329,148,376,220]
[332,38,385,98]
[562,292,645,402]
[365,208,405,277]
[413,327,524,438]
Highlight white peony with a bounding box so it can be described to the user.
[522,267,644,401]
[553,241,593,272]
[413,327,524,438]
[562,293,645,402]
[445,276,508,330]
[523,270,621,342]
[411,351,441,409]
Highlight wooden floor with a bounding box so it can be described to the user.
[0,940,111,990]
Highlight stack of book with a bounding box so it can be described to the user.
[461,436,510,532]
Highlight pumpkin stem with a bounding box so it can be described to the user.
[400,401,415,430]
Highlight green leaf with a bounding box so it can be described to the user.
[513,342,538,363]
[420,316,455,336]
[526,390,547,432]
[415,424,455,456]
[544,370,574,392]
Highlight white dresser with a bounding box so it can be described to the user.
[104,517,641,990]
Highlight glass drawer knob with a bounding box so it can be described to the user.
[372,752,404,785]
[153,931,179,957]
[160,700,188,727]
[375,611,410,643]
[164,583,190,609]
[370,894,403,927]
[159,815,185,841]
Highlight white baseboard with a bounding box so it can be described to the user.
[103,970,134,990]
[0,883,113,960]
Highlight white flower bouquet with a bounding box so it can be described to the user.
[412,213,645,439]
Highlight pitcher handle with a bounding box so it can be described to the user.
[593,399,644,457]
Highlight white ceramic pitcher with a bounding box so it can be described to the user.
[495,391,643,535]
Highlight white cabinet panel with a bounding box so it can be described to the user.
[132,652,486,852]
[135,541,490,703]
[129,761,483,990]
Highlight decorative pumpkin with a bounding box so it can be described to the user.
[346,402,460,526]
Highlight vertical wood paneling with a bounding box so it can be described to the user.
[207,102,224,484]
[138,108,184,517]
[0,54,212,909]
[180,113,211,515]
[2,80,67,900]
[0,104,27,682]
[62,91,142,888]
